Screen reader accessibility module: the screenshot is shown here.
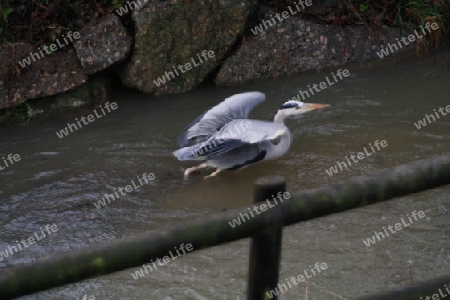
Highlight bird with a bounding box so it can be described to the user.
[173,91,329,179]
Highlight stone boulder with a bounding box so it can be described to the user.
[0,13,133,111]
[216,6,414,84]
[0,42,83,109]
[0,44,11,109]
[14,48,88,100]
[0,42,32,109]
[120,0,259,95]
[73,14,133,74]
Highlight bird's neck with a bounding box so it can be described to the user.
[273,110,287,123]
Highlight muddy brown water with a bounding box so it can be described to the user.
[0,51,449,300]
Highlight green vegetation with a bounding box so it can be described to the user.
[8,98,32,123]
[252,0,447,60]
[111,0,123,10]
[396,0,450,48]
[263,0,449,46]
[1,6,13,21]
[359,4,369,13]
[0,3,13,35]
[397,0,445,24]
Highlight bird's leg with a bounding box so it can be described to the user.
[184,163,208,180]
[204,168,223,179]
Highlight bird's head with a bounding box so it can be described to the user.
[274,100,329,123]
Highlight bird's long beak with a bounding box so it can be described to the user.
[304,103,330,111]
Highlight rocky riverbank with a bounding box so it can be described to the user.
[0,0,448,122]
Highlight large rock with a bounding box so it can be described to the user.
[0,81,7,109]
[120,0,259,95]
[48,73,114,110]
[216,6,415,84]
[0,44,10,109]
[0,13,132,111]
[0,41,87,105]
[74,14,132,74]
[14,48,88,100]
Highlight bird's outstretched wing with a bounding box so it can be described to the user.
[177,91,265,147]
[174,120,287,160]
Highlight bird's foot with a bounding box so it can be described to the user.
[204,169,222,179]
[184,163,208,180]
[183,169,192,181]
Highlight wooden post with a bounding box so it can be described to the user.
[247,176,285,300]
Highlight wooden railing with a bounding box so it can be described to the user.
[1,154,450,299]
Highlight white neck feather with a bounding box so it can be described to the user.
[273,110,288,123]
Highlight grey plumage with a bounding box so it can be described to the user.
[174,119,287,161]
[173,91,329,179]
[176,92,265,147]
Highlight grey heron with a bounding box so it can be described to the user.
[173,91,329,179]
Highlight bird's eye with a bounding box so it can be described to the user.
[295,106,300,110]
[270,136,281,145]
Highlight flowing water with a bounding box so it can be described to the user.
[1,50,450,300]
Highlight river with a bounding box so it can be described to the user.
[1,50,449,299]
